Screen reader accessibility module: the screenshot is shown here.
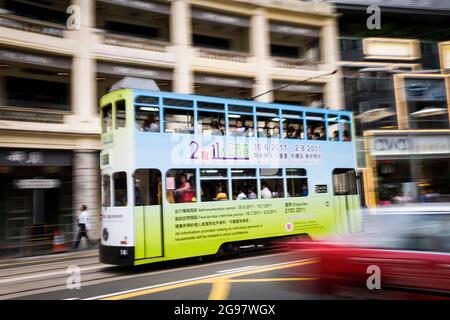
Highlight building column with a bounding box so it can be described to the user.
[321,19,343,110]
[251,9,272,102]
[171,0,193,94]
[73,150,100,239]
[69,0,97,124]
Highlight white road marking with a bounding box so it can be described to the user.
[216,266,259,273]
[83,258,316,300]
[0,265,107,284]
[64,297,80,300]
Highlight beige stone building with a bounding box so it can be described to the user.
[0,0,342,252]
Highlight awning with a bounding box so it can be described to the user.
[269,23,320,38]
[97,62,172,80]
[191,8,249,27]
[356,107,396,122]
[410,107,448,118]
[195,74,253,88]
[97,0,170,15]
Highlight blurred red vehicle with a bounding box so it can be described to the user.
[287,208,450,299]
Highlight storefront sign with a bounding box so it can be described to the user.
[273,82,324,93]
[194,75,253,88]
[370,135,450,156]
[14,179,61,189]
[0,17,64,37]
[97,62,172,80]
[0,150,72,166]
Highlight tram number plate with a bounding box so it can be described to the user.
[315,185,328,194]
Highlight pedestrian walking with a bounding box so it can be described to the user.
[73,205,92,249]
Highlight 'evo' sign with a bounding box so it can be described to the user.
[370,135,450,156]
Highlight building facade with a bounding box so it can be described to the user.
[329,0,450,207]
[0,0,342,254]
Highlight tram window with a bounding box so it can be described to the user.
[134,169,162,206]
[306,119,326,141]
[328,120,339,142]
[232,179,258,200]
[200,168,228,177]
[282,112,304,140]
[135,96,159,105]
[342,123,352,142]
[257,116,280,138]
[164,108,194,134]
[201,180,229,201]
[287,178,308,197]
[136,105,160,132]
[260,168,282,176]
[116,100,126,129]
[286,168,307,176]
[228,114,254,137]
[198,111,225,135]
[102,104,112,133]
[228,104,253,113]
[166,169,197,203]
[163,98,193,108]
[261,179,284,198]
[102,175,111,207]
[113,172,128,207]
[332,169,357,195]
[231,168,256,177]
[197,101,225,111]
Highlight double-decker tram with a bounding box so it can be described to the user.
[99,79,361,266]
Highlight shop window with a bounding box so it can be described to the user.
[198,111,225,135]
[136,105,160,132]
[166,169,197,203]
[102,175,111,207]
[332,169,357,195]
[134,169,162,206]
[200,169,228,202]
[102,104,112,133]
[113,172,128,207]
[164,108,194,134]
[115,100,126,129]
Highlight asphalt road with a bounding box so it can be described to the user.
[0,248,325,300]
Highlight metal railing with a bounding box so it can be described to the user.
[196,47,250,63]
[272,56,321,70]
[0,12,65,37]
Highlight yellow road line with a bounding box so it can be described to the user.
[101,258,318,300]
[229,277,318,283]
[208,280,231,300]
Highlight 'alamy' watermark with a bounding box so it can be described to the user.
[366,5,381,30]
[366,265,381,290]
[66,5,81,30]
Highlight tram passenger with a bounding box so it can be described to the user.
[295,128,303,139]
[142,114,160,132]
[174,174,194,203]
[248,186,257,200]
[261,181,272,199]
[271,126,280,138]
[307,127,314,140]
[286,126,296,139]
[210,120,224,136]
[318,128,326,140]
[330,130,339,141]
[232,119,247,137]
[272,184,284,198]
[343,130,351,141]
[214,185,228,201]
[236,188,248,200]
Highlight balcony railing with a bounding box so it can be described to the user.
[196,47,250,63]
[272,57,320,70]
[0,12,65,37]
[102,32,169,53]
